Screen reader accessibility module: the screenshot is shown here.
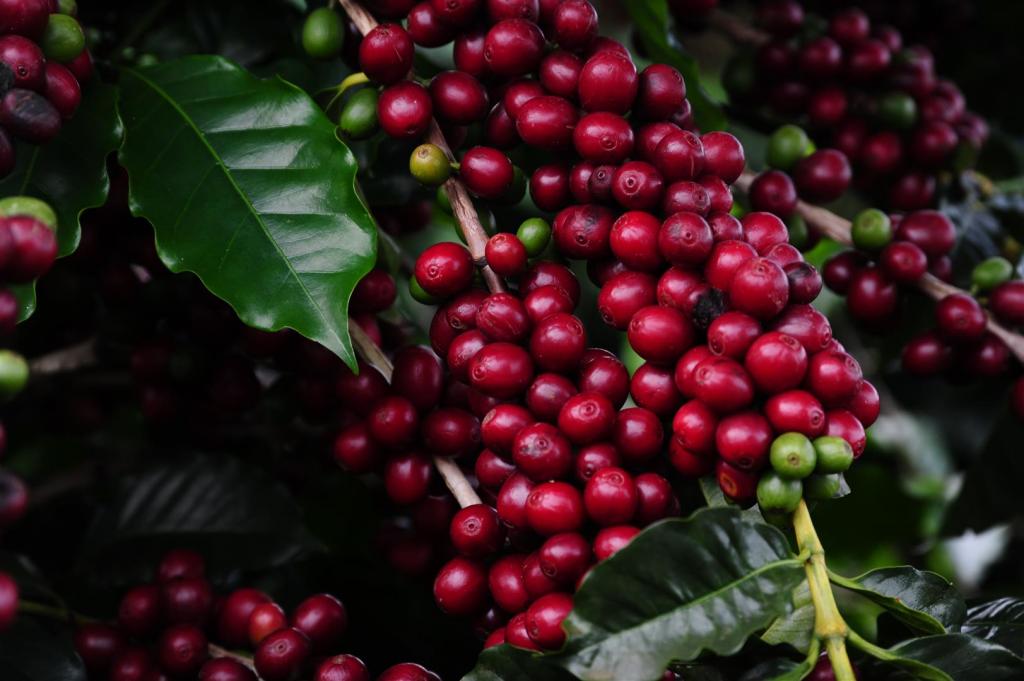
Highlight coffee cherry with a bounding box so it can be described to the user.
[627,306,693,365]
[851,208,892,251]
[291,593,347,653]
[658,211,713,267]
[158,625,208,678]
[694,357,754,413]
[613,407,664,462]
[654,130,705,182]
[672,398,718,454]
[415,242,473,298]
[514,422,572,481]
[484,18,545,77]
[43,62,80,118]
[476,448,516,489]
[481,403,532,455]
[558,391,615,445]
[1,215,56,281]
[484,233,527,279]
[526,592,573,649]
[314,655,369,681]
[109,648,154,681]
[756,472,802,513]
[575,442,620,482]
[249,602,288,646]
[806,351,862,405]
[730,257,789,320]
[578,51,637,114]
[825,409,866,457]
[880,241,927,284]
[669,437,713,477]
[410,144,452,186]
[515,218,552,258]
[630,362,682,417]
[592,525,640,560]
[516,95,578,150]
[434,557,488,615]
[764,390,825,437]
[530,312,587,372]
[936,293,986,343]
[972,257,1014,292]
[368,396,418,448]
[505,612,541,651]
[384,452,433,505]
[745,331,808,394]
[461,146,515,199]
[526,481,584,535]
[716,411,772,470]
[552,0,598,49]
[360,24,414,84]
[526,372,577,421]
[301,8,344,60]
[538,532,591,583]
[793,149,851,202]
[812,435,854,474]
[377,663,441,681]
[991,281,1024,326]
[584,467,638,526]
[804,473,842,501]
[216,588,271,648]
[378,82,432,139]
[894,210,955,259]
[488,554,530,613]
[254,628,311,681]
[157,549,205,583]
[201,658,258,681]
[769,432,816,479]
[497,472,534,530]
[118,584,162,638]
[451,504,504,557]
[901,331,951,376]
[407,2,456,47]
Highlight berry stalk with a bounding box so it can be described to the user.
[336,0,506,294]
[792,499,856,681]
[348,319,483,508]
[734,170,1024,363]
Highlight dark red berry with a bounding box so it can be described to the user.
[314,654,369,681]
[612,407,663,463]
[936,293,986,343]
[291,594,347,653]
[526,481,584,535]
[765,389,826,437]
[484,19,545,77]
[516,95,578,150]
[513,421,573,481]
[378,81,432,139]
[578,51,638,114]
[74,624,126,675]
[201,658,258,681]
[118,585,163,639]
[716,411,772,470]
[359,24,414,84]
[158,625,209,678]
[526,372,577,421]
[793,149,851,202]
[525,592,572,649]
[407,1,457,47]
[630,362,682,417]
[254,628,311,681]
[628,305,694,365]
[592,525,639,560]
[530,312,587,372]
[384,452,433,505]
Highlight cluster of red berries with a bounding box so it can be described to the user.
[67,548,439,681]
[727,0,987,210]
[0,0,93,177]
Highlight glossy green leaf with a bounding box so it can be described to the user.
[830,567,965,634]
[558,508,805,681]
[462,646,578,681]
[118,56,376,368]
[0,617,86,681]
[739,657,813,681]
[625,0,727,132]
[882,634,1024,681]
[78,454,322,585]
[762,582,815,652]
[961,598,1024,657]
[0,82,122,320]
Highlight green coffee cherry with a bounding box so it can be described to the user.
[757,472,803,514]
[770,432,817,479]
[851,208,893,251]
[409,276,439,305]
[58,0,77,15]
[804,473,843,500]
[338,88,379,140]
[436,185,453,214]
[785,214,810,251]
[517,218,552,257]
[41,14,85,64]
[877,92,917,130]
[0,350,29,400]
[972,257,1014,292]
[730,202,746,219]
[0,196,57,229]
[302,7,344,60]
[812,436,854,474]
[767,125,813,171]
[410,144,452,187]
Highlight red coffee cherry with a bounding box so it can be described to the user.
[672,398,718,455]
[482,403,532,455]
[484,18,545,77]
[880,241,929,284]
[514,422,573,481]
[749,170,797,217]
[522,261,581,305]
[846,380,881,428]
[846,268,899,325]
[612,161,665,211]
[461,146,515,199]
[74,623,126,676]
[430,70,489,125]
[745,331,808,394]
[44,62,81,119]
[314,654,369,681]
[628,306,694,365]
[902,331,952,376]
[384,452,433,504]
[825,409,867,457]
[217,588,271,648]
[596,272,654,330]
[530,163,572,211]
[612,407,664,463]
[608,211,661,272]
[578,353,630,408]
[935,293,986,343]
[694,357,755,413]
[592,525,639,560]
[658,212,714,267]
[291,594,347,653]
[634,473,675,525]
[516,95,578,150]
[118,584,162,639]
[505,612,541,651]
[636,63,685,121]
[552,203,615,260]
[434,557,489,616]
[497,472,536,529]
[552,0,598,49]
[359,24,414,84]
[526,481,585,535]
[700,131,745,183]
[201,658,258,681]
[520,552,559,601]
[530,312,587,372]
[741,212,789,255]
[716,411,772,470]
[729,257,790,320]
[469,341,535,398]
[578,51,638,114]
[991,281,1024,326]
[673,346,714,398]
[715,460,758,503]
[488,554,530,613]
[669,437,714,478]
[537,533,590,588]
[416,242,474,299]
[772,305,834,354]
[488,0,541,22]
[793,149,851,202]
[476,449,516,489]
[368,396,419,448]
[807,351,863,405]
[378,81,432,139]
[707,312,761,359]
[159,625,209,679]
[798,36,842,80]
[584,466,639,526]
[574,111,634,163]
[526,372,578,421]
[765,389,826,437]
[249,602,288,646]
[161,577,213,625]
[476,292,531,343]
[557,391,616,445]
[705,240,757,291]
[700,175,733,214]
[526,592,573,649]
[254,628,311,681]
[630,362,683,417]
[377,663,441,681]
[655,130,705,182]
[485,234,528,279]
[575,442,620,482]
[540,50,583,99]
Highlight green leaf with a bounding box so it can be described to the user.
[0,82,122,320]
[762,582,815,652]
[462,646,579,681]
[118,56,376,368]
[78,454,322,585]
[739,657,814,681]
[558,508,805,681]
[961,598,1024,657]
[829,567,965,634]
[624,0,727,132]
[883,634,1024,681]
[0,617,85,681]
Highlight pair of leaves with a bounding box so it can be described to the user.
[118,56,377,368]
[464,508,805,681]
[866,634,1024,681]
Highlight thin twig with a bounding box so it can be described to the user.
[336,0,506,294]
[28,338,98,376]
[348,320,482,508]
[736,170,1024,363]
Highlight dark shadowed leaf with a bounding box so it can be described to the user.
[0,617,85,681]
[118,56,377,368]
[961,598,1024,657]
[461,646,579,681]
[557,508,805,681]
[876,634,1024,681]
[829,567,965,634]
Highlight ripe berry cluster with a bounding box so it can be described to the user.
[726,0,987,210]
[0,0,93,177]
[69,548,439,681]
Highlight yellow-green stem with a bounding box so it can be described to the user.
[793,499,856,681]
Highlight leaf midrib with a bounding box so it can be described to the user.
[122,65,346,350]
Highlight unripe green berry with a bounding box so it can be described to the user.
[757,472,803,514]
[409,276,439,305]
[302,8,345,60]
[410,144,452,187]
[516,218,551,257]
[770,432,817,479]
[41,14,85,64]
[804,473,843,500]
[785,214,810,251]
[338,88,379,140]
[767,125,813,171]
[813,436,855,474]
[877,92,917,130]
[58,0,77,15]
[0,197,57,230]
[436,186,453,214]
[0,350,29,400]
[851,208,893,251]
[972,257,1013,292]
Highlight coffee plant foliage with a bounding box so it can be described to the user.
[0,1,1023,680]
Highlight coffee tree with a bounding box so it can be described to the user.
[0,0,1022,679]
